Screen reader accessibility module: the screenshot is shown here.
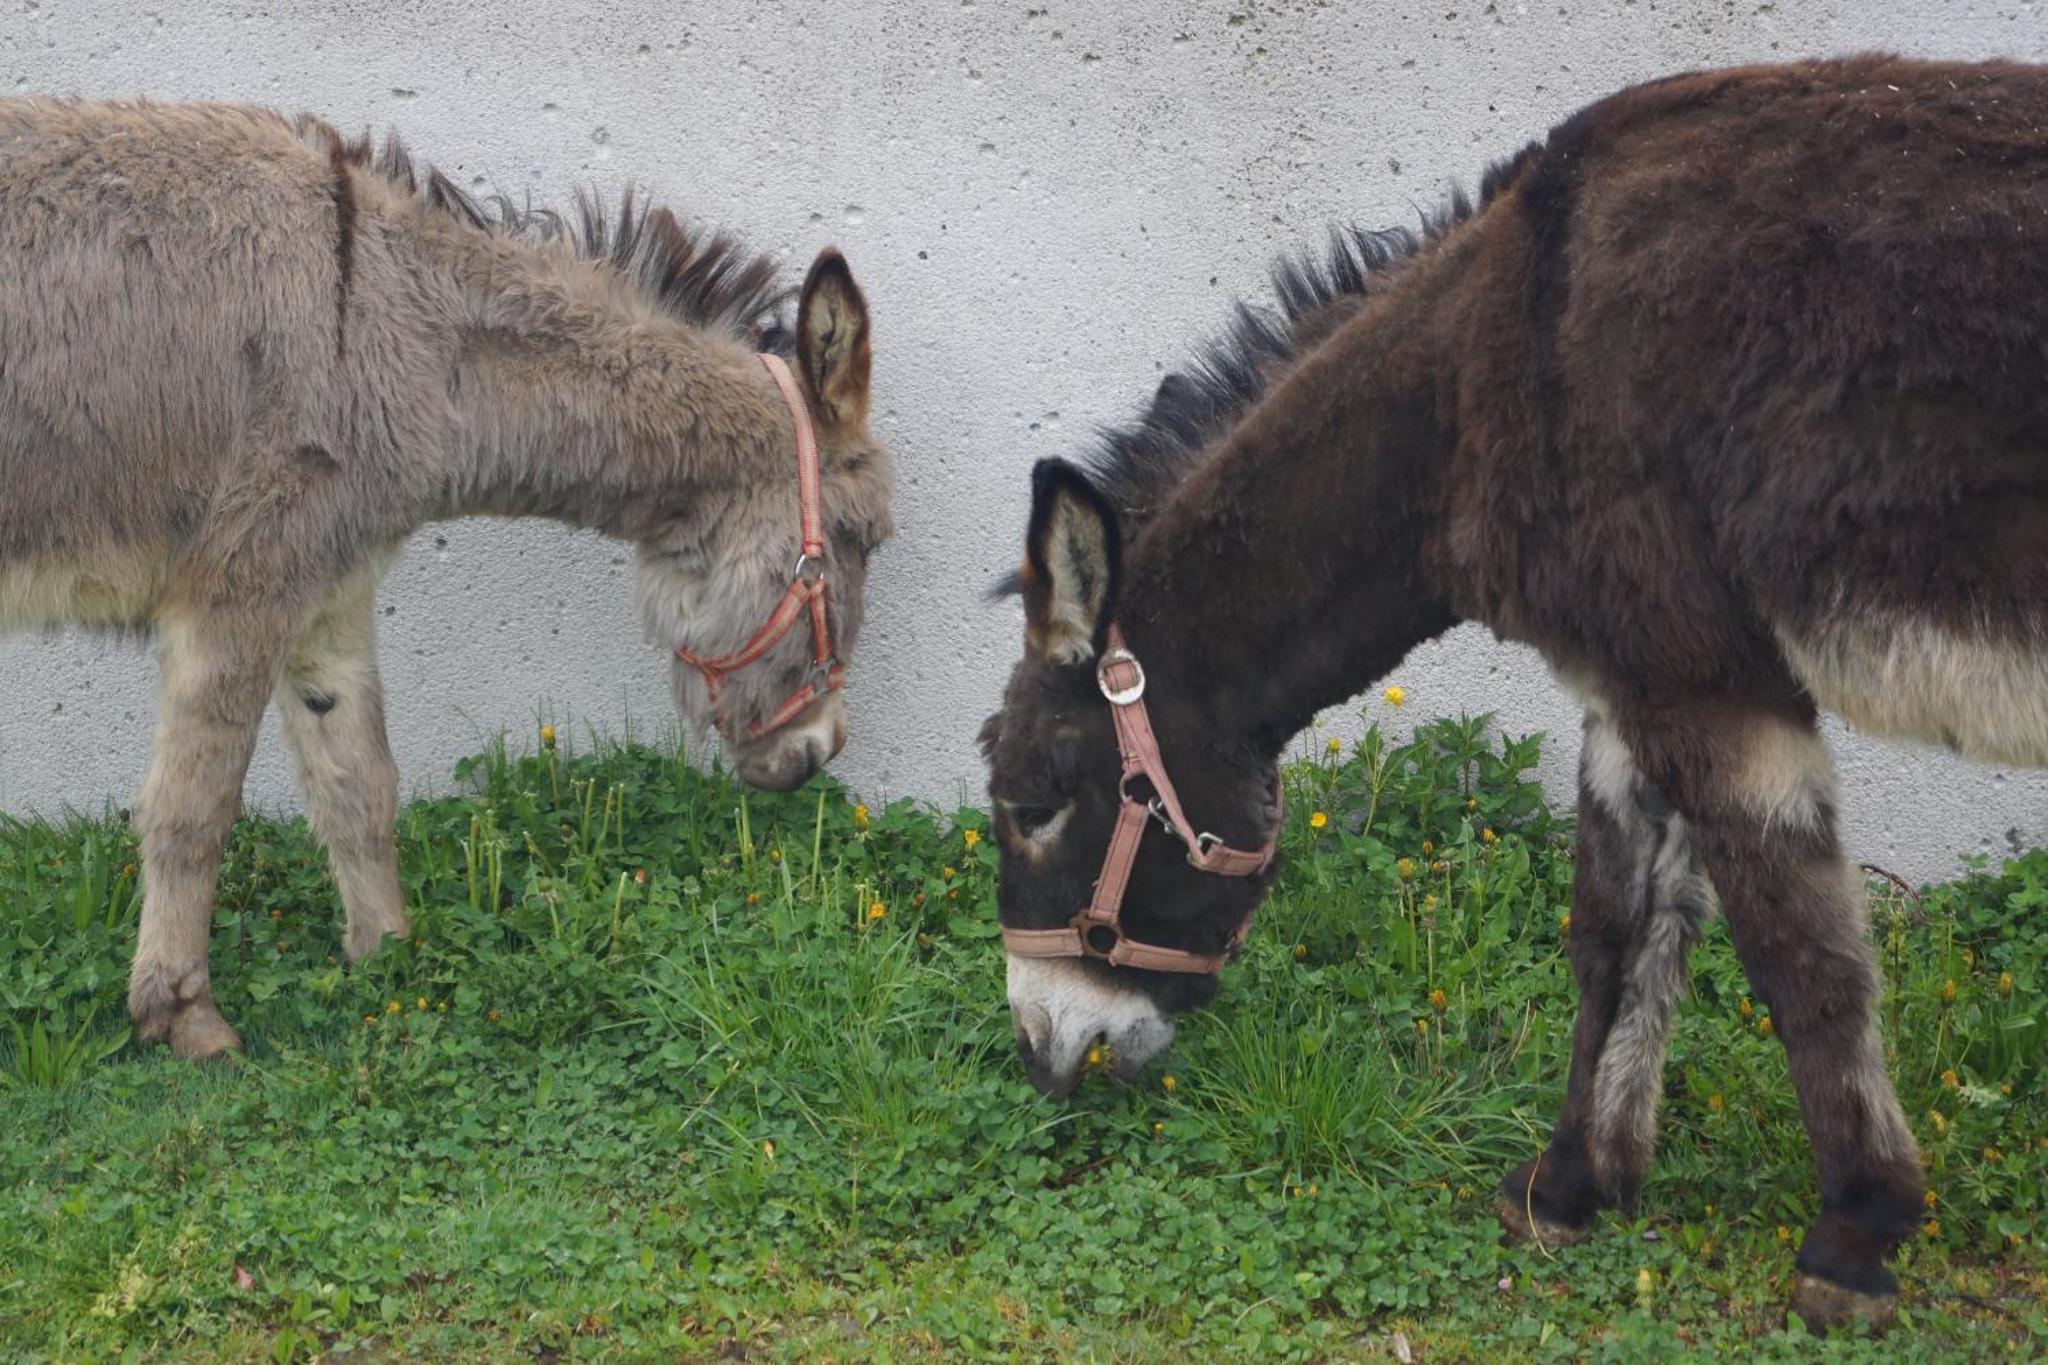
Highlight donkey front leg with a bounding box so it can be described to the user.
[276,563,408,961]
[1634,702,1921,1333]
[129,608,288,1058]
[1501,706,1711,1245]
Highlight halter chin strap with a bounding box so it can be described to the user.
[673,353,843,740]
[1000,624,1281,975]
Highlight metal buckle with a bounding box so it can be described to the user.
[1097,647,1145,705]
[1189,832,1221,865]
[809,656,839,688]
[794,552,827,583]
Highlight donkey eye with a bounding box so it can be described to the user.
[1011,805,1061,836]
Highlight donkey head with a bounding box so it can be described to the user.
[980,461,1280,1097]
[641,249,894,791]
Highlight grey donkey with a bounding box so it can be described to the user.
[0,99,896,1058]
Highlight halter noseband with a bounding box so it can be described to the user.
[673,353,843,740]
[1000,624,1281,975]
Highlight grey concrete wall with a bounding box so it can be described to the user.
[1,1,2043,883]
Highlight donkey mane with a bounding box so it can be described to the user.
[296,115,794,353]
[1081,191,1484,526]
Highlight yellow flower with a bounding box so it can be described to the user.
[1431,859,1447,875]
[487,1009,501,1023]
[853,803,870,830]
[1940,1068,1958,1090]
[416,996,428,1012]
[1929,1109,1949,1137]
[1383,685,1406,707]
[1396,857,1416,880]
[1924,1219,1940,1239]
[1327,737,1342,754]
[942,865,956,880]
[1708,1094,1723,1113]
[362,1014,376,1026]
[762,1140,776,1159]
[1984,1146,2003,1163]
[1152,1121,1164,1135]
[1704,1203,1715,1218]
[2002,1081,2014,1096]
[1309,811,1328,831]
[1161,1074,1178,1094]
[1292,943,1308,960]
[1423,893,1437,910]
[1940,978,1957,1005]
[387,1000,401,1015]
[1962,948,1975,969]
[1414,1017,1429,1036]
[1924,1190,1937,1211]
[1465,797,1478,813]
[1998,971,2014,998]
[1307,1183,1318,1197]
[437,1000,448,1013]
[1421,840,1434,856]
[964,828,981,850]
[1429,988,1447,1014]
[1776,1225,1791,1245]
[1757,1016,1773,1038]
[1559,913,1571,934]
[1738,998,1754,1021]
[540,724,556,749]
[746,892,760,906]
[867,901,886,921]
[1480,827,1498,845]
[769,849,781,863]
[634,868,647,886]
[1635,1267,1654,1300]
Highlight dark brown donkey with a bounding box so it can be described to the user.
[0,100,894,1058]
[980,54,2048,1332]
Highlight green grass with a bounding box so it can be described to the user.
[0,717,2041,1361]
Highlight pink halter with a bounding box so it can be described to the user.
[673,353,842,739]
[1001,624,1281,974]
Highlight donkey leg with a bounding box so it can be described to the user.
[1635,702,1920,1333]
[129,609,286,1058]
[277,563,408,962]
[1500,706,1710,1244]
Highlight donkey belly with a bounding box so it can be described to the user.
[0,550,170,632]
[1776,619,2048,769]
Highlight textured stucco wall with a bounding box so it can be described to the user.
[1,1,2043,884]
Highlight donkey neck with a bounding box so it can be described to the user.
[439,245,796,544]
[1117,268,1462,756]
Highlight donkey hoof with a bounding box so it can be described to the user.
[167,1002,243,1060]
[1496,1193,1592,1249]
[1790,1273,1897,1336]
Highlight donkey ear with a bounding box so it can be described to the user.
[1021,459,1120,665]
[796,248,872,428]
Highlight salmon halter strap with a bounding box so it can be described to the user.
[1000,624,1281,974]
[673,353,843,740]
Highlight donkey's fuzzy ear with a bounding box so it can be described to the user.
[796,248,871,428]
[1021,459,1120,665]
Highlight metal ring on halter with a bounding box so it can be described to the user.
[1190,832,1222,864]
[1097,647,1146,705]
[794,552,827,582]
[810,657,838,687]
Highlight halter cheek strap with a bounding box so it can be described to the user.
[1000,624,1281,975]
[673,353,844,740]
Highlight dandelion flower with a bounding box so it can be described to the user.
[1423,893,1437,910]
[1383,685,1406,707]
[1309,811,1328,831]
[540,724,556,749]
[362,1014,376,1026]
[746,892,760,906]
[762,1140,776,1159]
[1421,839,1434,856]
[867,901,886,922]
[1940,978,1957,1005]
[1161,1074,1178,1094]
[1929,1109,1949,1137]
[1152,1122,1164,1135]
[853,803,870,830]
[1924,1219,1940,1239]
[1941,1068,1958,1090]
[769,849,781,864]
[387,1000,401,1015]
[1327,737,1342,754]
[964,828,981,851]
[1396,857,1416,880]
[1429,988,1447,1014]
[1708,1094,1723,1113]
[1757,1016,1773,1038]
[1481,827,1498,845]
[1984,1146,2003,1163]
[1414,1017,1429,1036]
[1293,943,1308,960]
[1776,1225,1791,1245]
[1738,998,1754,1021]
[487,1009,501,1023]
[1998,971,2013,998]
[1465,797,1478,813]
[416,996,428,1012]
[1559,913,1572,934]
[1924,1190,1937,1210]
[942,865,956,881]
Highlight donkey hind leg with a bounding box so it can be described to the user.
[1500,706,1711,1245]
[277,563,408,962]
[129,609,287,1058]
[1642,705,1920,1334]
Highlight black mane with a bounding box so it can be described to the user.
[303,117,793,353]
[1078,194,1476,526]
